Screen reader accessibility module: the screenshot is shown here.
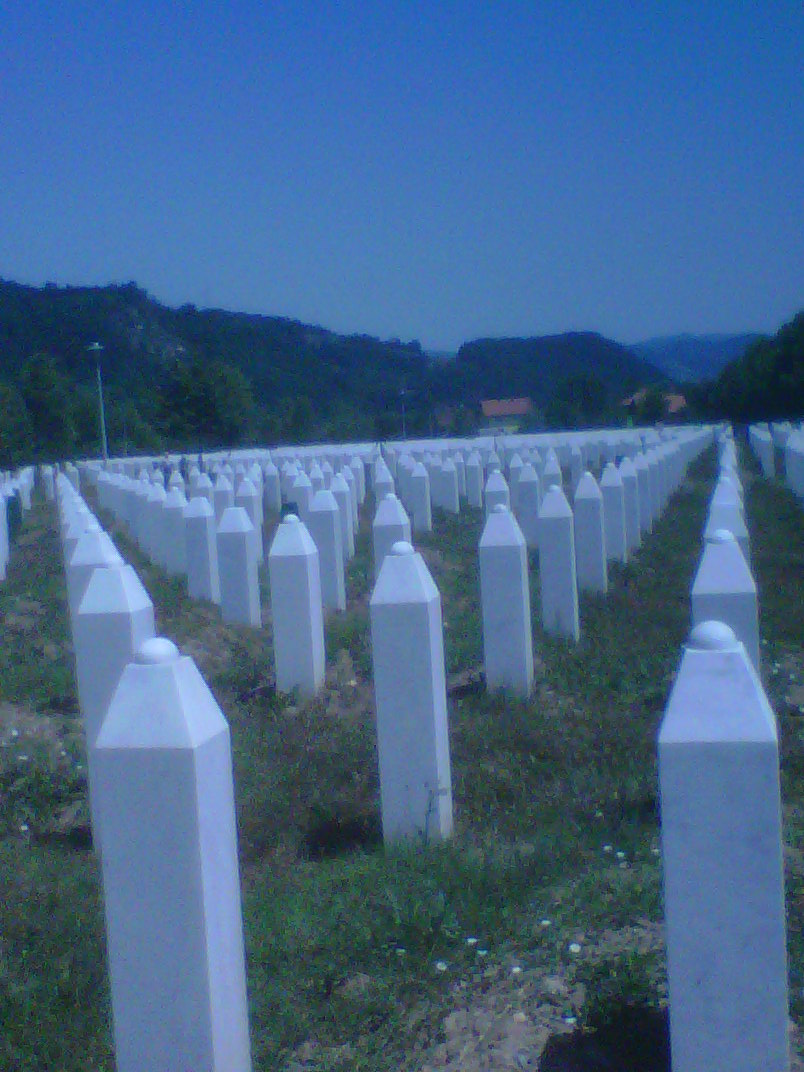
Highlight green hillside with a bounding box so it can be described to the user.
[0,280,670,464]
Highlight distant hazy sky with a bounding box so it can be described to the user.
[2,2,802,350]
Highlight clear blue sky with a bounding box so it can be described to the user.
[1,1,802,350]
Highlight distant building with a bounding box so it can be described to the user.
[480,397,533,432]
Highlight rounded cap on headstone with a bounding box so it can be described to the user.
[688,620,739,651]
[284,513,300,524]
[391,540,414,556]
[136,636,180,664]
[712,528,736,543]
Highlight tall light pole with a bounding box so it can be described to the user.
[400,388,407,440]
[87,342,109,461]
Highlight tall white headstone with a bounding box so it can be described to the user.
[162,487,188,577]
[619,456,641,553]
[465,451,484,509]
[235,476,263,564]
[537,485,579,641]
[479,505,533,696]
[573,471,607,593]
[268,515,326,695]
[600,462,627,564]
[307,489,346,612]
[217,507,261,627]
[330,472,355,560]
[213,473,234,525]
[484,470,510,517]
[659,621,788,1072]
[691,529,759,671]
[369,542,453,842]
[185,496,221,604]
[409,462,433,533]
[95,637,252,1072]
[372,493,412,581]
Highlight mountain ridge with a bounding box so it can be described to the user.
[629,332,764,383]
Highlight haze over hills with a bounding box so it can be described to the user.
[629,333,764,383]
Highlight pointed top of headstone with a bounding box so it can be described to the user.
[600,462,623,486]
[236,477,258,498]
[70,529,123,570]
[309,489,339,512]
[77,563,154,617]
[164,487,187,508]
[540,484,573,518]
[481,505,526,549]
[575,471,602,500]
[371,543,439,605]
[269,513,317,557]
[185,495,214,518]
[218,506,254,534]
[98,647,227,750]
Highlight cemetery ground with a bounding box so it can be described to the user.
[1,444,803,1070]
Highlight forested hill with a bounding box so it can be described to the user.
[451,333,663,404]
[0,279,431,445]
[0,279,667,463]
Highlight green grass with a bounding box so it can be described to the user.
[1,441,802,1069]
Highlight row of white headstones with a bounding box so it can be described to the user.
[0,465,34,580]
[14,417,789,1072]
[660,427,790,1071]
[749,419,804,502]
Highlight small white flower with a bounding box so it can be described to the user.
[540,919,552,928]
[603,844,613,853]
[76,764,83,771]
[10,728,19,738]
[435,960,448,972]
[616,851,626,861]
[18,754,29,763]
[564,1015,577,1026]
[465,937,478,946]
[477,949,488,958]
[511,965,522,975]
[619,861,628,869]
[594,809,604,819]
[568,942,582,955]
[651,847,661,857]
[19,823,29,833]
[395,947,406,956]
[60,749,67,757]
[348,678,357,687]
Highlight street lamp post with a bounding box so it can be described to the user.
[87,342,109,462]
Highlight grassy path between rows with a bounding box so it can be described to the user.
[1,441,801,1070]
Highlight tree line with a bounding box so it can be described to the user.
[0,279,799,468]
